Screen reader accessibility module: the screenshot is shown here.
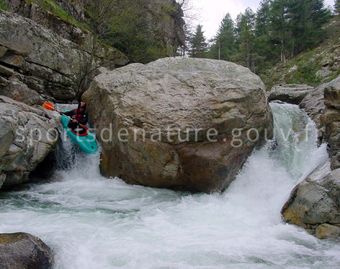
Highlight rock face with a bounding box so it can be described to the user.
[6,0,87,44]
[0,12,128,104]
[83,58,273,193]
[0,96,58,189]
[299,82,327,143]
[268,84,313,104]
[0,233,53,269]
[323,76,340,170]
[282,162,340,239]
[143,0,185,54]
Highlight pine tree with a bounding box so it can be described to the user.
[189,25,208,58]
[235,8,257,71]
[254,0,273,71]
[288,0,331,54]
[209,14,236,60]
[269,0,291,63]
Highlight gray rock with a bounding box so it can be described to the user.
[83,58,273,193]
[0,95,59,189]
[299,81,331,143]
[0,233,53,269]
[268,84,313,104]
[0,45,7,57]
[282,161,340,238]
[0,12,128,103]
[323,76,340,169]
[0,77,42,105]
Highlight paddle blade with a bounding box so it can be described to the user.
[43,101,55,111]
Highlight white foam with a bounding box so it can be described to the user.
[0,103,339,269]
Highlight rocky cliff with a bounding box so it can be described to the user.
[0,11,128,104]
[3,0,185,63]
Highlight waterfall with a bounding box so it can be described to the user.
[0,103,339,269]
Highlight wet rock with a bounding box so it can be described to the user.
[0,96,59,189]
[0,233,53,269]
[315,224,340,239]
[83,58,273,193]
[268,84,313,104]
[282,161,340,238]
[323,76,340,170]
[299,80,333,143]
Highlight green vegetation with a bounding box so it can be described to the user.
[261,15,340,88]
[188,0,332,78]
[17,0,184,63]
[86,0,184,63]
[26,0,88,30]
[208,14,236,60]
[0,0,8,11]
[189,25,208,58]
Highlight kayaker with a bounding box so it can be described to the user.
[63,102,89,134]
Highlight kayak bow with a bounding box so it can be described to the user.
[60,115,98,154]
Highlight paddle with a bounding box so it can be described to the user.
[42,101,56,111]
[42,101,89,132]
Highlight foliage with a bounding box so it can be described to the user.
[85,0,184,63]
[0,0,8,11]
[208,13,236,61]
[188,25,208,58]
[27,0,88,30]
[204,0,332,75]
[261,15,340,89]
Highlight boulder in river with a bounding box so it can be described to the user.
[282,161,340,239]
[83,58,273,193]
[0,96,59,190]
[0,233,53,269]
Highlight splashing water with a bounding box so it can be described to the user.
[0,103,339,269]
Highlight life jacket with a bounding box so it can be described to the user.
[74,109,85,122]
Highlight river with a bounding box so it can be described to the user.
[0,103,339,269]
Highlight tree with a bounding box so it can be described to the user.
[209,13,236,60]
[235,9,258,71]
[288,0,331,54]
[189,25,208,58]
[254,0,274,71]
[269,0,291,63]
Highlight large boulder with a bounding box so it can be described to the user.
[0,12,128,104]
[83,58,273,193]
[0,233,53,269]
[268,84,313,104]
[282,161,340,239]
[0,96,58,189]
[322,76,340,170]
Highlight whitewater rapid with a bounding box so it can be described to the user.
[0,103,339,269]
